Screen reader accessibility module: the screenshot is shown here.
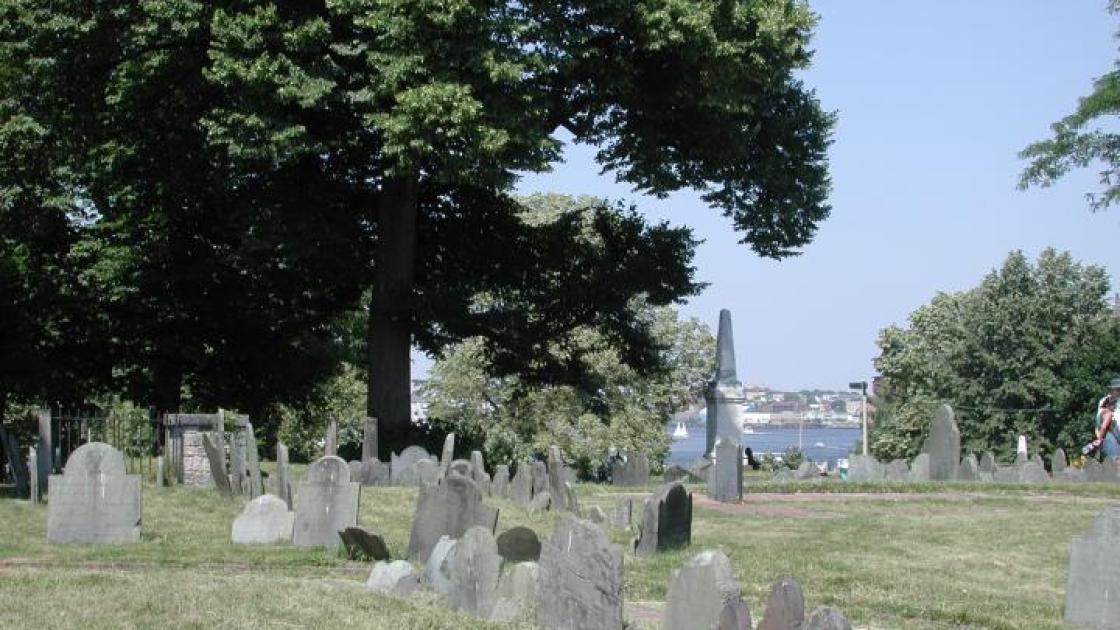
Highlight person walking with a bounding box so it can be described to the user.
[1092,377,1120,458]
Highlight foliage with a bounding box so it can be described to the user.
[782,446,805,470]
[1019,1,1120,210]
[871,249,1120,461]
[274,364,367,463]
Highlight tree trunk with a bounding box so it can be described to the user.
[153,357,182,415]
[367,175,419,460]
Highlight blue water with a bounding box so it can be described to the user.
[667,426,861,466]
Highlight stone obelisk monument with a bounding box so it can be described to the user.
[705,309,745,458]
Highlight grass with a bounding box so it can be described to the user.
[1,469,1116,629]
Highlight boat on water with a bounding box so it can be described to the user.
[672,421,689,440]
[742,425,757,434]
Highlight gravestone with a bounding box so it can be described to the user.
[360,459,390,486]
[292,455,361,547]
[705,310,745,458]
[994,465,1021,483]
[244,422,264,498]
[324,417,337,457]
[805,607,853,630]
[449,459,473,478]
[634,481,692,556]
[425,536,457,595]
[1019,460,1049,484]
[497,526,542,563]
[547,446,572,511]
[1065,505,1120,628]
[958,454,979,481]
[155,455,164,488]
[1052,448,1069,476]
[663,550,751,630]
[348,460,363,483]
[536,517,624,630]
[407,473,499,563]
[772,469,795,482]
[1100,457,1119,483]
[795,461,817,480]
[0,430,29,498]
[471,450,491,495]
[415,458,440,485]
[391,445,432,484]
[448,526,502,618]
[367,561,420,596]
[909,453,930,481]
[492,465,510,498]
[978,451,996,473]
[1014,451,1027,467]
[231,494,293,544]
[757,577,805,630]
[564,481,580,516]
[361,416,378,464]
[707,437,742,503]
[339,526,391,561]
[689,458,713,483]
[884,459,910,481]
[664,464,689,483]
[847,454,884,482]
[47,442,141,544]
[230,438,247,495]
[275,442,293,508]
[587,505,607,523]
[528,491,551,514]
[29,450,39,504]
[612,497,634,529]
[510,463,533,506]
[611,451,650,486]
[491,562,539,622]
[531,460,549,497]
[440,433,455,477]
[36,408,52,496]
[928,404,960,481]
[202,432,233,498]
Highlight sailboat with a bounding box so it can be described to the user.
[672,420,689,440]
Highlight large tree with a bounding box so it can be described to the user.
[1020,1,1120,210]
[871,249,1120,461]
[2,0,833,454]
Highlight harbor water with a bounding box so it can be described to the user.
[667,426,861,467]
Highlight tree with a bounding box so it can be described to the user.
[871,249,1120,461]
[1020,1,1120,210]
[2,0,833,454]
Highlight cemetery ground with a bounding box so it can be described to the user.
[2,468,1118,629]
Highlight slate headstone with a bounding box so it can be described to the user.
[448,526,502,617]
[275,442,293,508]
[909,453,930,481]
[425,535,457,595]
[805,607,853,630]
[471,450,491,495]
[367,560,420,596]
[1065,505,1120,628]
[548,446,571,511]
[361,416,378,464]
[664,550,751,630]
[497,526,542,563]
[155,455,164,488]
[492,465,510,498]
[244,422,264,498]
[664,464,690,484]
[587,505,607,523]
[847,454,884,482]
[611,451,651,486]
[415,458,441,485]
[927,404,960,481]
[324,417,337,457]
[688,457,713,483]
[360,459,390,486]
[449,458,473,478]
[491,561,539,622]
[531,460,549,497]
[407,473,499,563]
[36,408,52,496]
[612,497,634,529]
[440,432,455,477]
[634,481,692,556]
[536,517,624,630]
[202,432,233,499]
[510,463,533,506]
[528,490,551,515]
[0,430,28,498]
[231,494,293,544]
[1019,460,1050,484]
[978,451,996,473]
[391,445,432,484]
[348,460,363,483]
[1052,448,1069,476]
[47,442,141,544]
[884,459,910,482]
[757,577,805,630]
[339,526,391,561]
[958,454,979,481]
[707,437,742,503]
[29,450,39,504]
[292,455,361,547]
[229,439,247,495]
[795,461,818,480]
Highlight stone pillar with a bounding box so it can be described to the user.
[705,310,744,458]
[29,448,39,504]
[362,417,378,464]
[36,408,52,494]
[325,417,338,457]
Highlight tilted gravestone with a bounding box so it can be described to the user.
[909,453,930,481]
[509,463,533,506]
[231,494,293,544]
[958,454,979,481]
[202,432,233,498]
[274,442,293,508]
[47,442,141,544]
[884,459,910,481]
[707,437,742,503]
[536,517,624,630]
[292,455,361,547]
[407,473,499,563]
[448,526,502,618]
[425,535,457,595]
[492,465,510,498]
[497,526,542,563]
[757,577,805,630]
[610,451,650,486]
[663,550,751,630]
[339,526,390,561]
[367,560,420,596]
[1065,505,1120,628]
[928,404,960,481]
[1052,448,1069,476]
[230,436,247,495]
[634,481,692,556]
[439,433,455,477]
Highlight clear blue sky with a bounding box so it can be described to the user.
[419,2,1120,392]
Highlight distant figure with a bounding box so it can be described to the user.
[599,449,625,483]
[1092,377,1120,459]
[743,446,760,471]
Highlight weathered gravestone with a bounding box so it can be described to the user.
[155,455,164,488]
[367,560,420,596]
[927,404,960,481]
[471,450,491,495]
[425,535,457,595]
[229,436,247,495]
[231,494,293,544]
[1019,460,1050,484]
[536,517,624,630]
[611,451,650,486]
[339,526,391,561]
[348,460,363,483]
[292,456,361,547]
[323,417,337,457]
[202,432,233,498]
[497,526,542,563]
[361,416,378,464]
[491,561,539,622]
[705,310,745,458]
[909,453,930,481]
[492,465,510,498]
[613,497,634,529]
[846,455,883,482]
[707,437,742,503]
[29,450,39,504]
[449,459,473,478]
[757,577,805,630]
[958,454,979,481]
[244,422,264,497]
[1065,505,1120,628]
[274,442,293,508]
[664,464,690,483]
[439,432,455,477]
[994,465,1021,483]
[47,442,141,544]
[408,473,499,563]
[663,550,751,630]
[510,463,533,506]
[531,460,549,497]
[547,446,574,511]
[884,459,910,481]
[391,445,433,485]
[587,505,607,523]
[415,458,441,485]
[805,607,853,630]
[1052,448,1069,476]
[448,526,502,618]
[795,461,818,481]
[528,490,551,515]
[36,408,52,498]
[0,429,29,498]
[360,459,390,486]
[634,481,692,556]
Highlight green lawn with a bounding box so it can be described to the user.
[1,471,1116,629]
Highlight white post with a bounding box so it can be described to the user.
[861,391,868,456]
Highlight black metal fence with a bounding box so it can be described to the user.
[51,405,159,478]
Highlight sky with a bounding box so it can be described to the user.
[419,1,1120,392]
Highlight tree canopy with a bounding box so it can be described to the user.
[871,249,1120,462]
[1020,1,1120,211]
